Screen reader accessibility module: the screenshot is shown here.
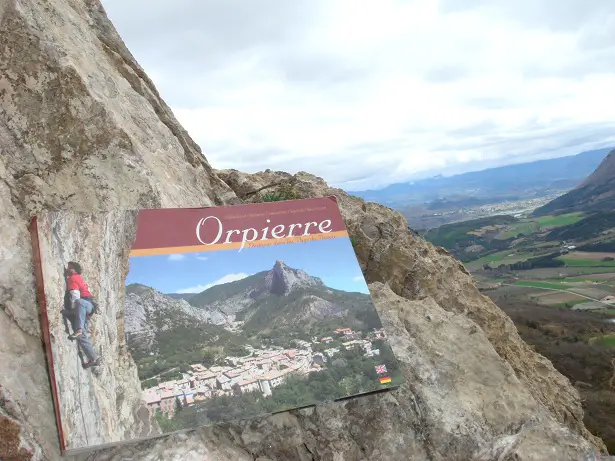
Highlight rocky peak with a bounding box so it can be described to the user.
[579,148,615,189]
[266,260,324,296]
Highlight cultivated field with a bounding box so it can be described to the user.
[495,212,584,239]
[565,251,615,261]
[558,257,615,267]
[531,291,586,305]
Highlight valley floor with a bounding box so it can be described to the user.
[423,207,615,453]
[489,295,615,453]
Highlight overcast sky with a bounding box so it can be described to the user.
[101,0,615,191]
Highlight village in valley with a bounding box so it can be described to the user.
[142,327,389,417]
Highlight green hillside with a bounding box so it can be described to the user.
[424,212,586,264]
[241,286,381,340]
[546,212,615,241]
[188,271,268,307]
[533,149,615,216]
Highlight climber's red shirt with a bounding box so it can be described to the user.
[66,274,92,297]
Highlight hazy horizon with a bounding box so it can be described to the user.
[349,145,614,192]
[102,0,615,191]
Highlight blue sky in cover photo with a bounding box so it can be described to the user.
[126,236,369,295]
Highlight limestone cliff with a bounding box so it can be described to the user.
[0,0,612,460]
[0,0,234,458]
[34,210,157,452]
[217,169,609,450]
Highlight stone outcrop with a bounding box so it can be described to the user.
[0,0,612,460]
[217,169,608,452]
[1,0,234,458]
[34,210,158,452]
[125,284,217,337]
[267,260,324,296]
[61,283,609,461]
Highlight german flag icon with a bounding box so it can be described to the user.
[378,376,392,384]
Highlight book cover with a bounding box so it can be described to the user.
[30,197,403,454]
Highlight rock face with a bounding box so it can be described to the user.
[216,169,609,455]
[0,0,233,458]
[0,0,611,460]
[267,260,324,296]
[34,210,159,452]
[124,284,217,351]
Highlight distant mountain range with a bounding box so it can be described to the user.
[351,148,613,208]
[533,149,615,216]
[124,261,381,358]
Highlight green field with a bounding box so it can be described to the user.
[467,250,535,268]
[551,299,590,308]
[425,215,516,248]
[567,267,615,275]
[558,258,615,267]
[498,222,539,239]
[546,277,611,283]
[471,252,509,264]
[534,212,585,228]
[515,281,570,290]
[596,334,615,347]
[496,212,584,239]
[546,278,588,282]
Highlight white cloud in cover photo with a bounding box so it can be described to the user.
[176,272,250,294]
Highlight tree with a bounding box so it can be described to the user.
[174,397,183,415]
[224,343,249,357]
[201,349,217,366]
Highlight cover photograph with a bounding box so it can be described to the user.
[30,196,403,454]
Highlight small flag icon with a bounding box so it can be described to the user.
[375,364,387,375]
[379,376,392,384]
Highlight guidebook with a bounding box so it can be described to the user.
[30,196,404,455]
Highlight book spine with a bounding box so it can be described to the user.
[29,216,67,454]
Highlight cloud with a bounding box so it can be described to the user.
[167,254,185,262]
[193,253,209,261]
[176,273,250,294]
[102,0,615,190]
[353,276,364,283]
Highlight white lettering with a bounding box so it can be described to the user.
[287,223,303,237]
[196,216,223,245]
[224,229,240,244]
[302,222,318,236]
[260,219,271,240]
[318,220,332,233]
[196,216,335,252]
[239,228,258,252]
[270,224,285,239]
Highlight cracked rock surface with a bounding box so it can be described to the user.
[0,0,612,460]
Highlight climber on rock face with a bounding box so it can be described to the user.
[62,261,101,368]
